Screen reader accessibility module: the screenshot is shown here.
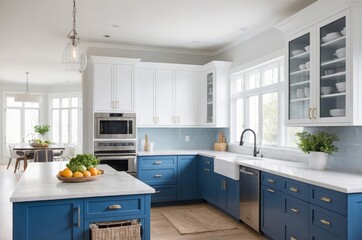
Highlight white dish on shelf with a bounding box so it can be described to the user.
[304,45,310,52]
[336,82,346,92]
[341,27,346,36]
[322,33,342,43]
[321,86,333,95]
[299,64,305,70]
[305,61,310,69]
[292,49,305,56]
[330,109,345,117]
[334,47,346,59]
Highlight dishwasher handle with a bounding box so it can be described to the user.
[240,168,257,176]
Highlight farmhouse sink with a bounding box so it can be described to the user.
[214,155,264,180]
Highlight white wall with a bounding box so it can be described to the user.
[0,82,81,163]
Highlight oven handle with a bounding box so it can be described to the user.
[97,156,135,160]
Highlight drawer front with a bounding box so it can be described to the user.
[200,157,214,168]
[139,168,176,184]
[309,204,346,238]
[261,172,284,191]
[285,224,307,240]
[151,185,177,202]
[284,178,308,201]
[85,195,144,219]
[309,185,346,215]
[284,195,308,233]
[138,156,177,169]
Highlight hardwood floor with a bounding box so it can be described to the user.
[0,163,266,240]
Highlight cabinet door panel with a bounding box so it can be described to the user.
[177,156,197,200]
[14,199,83,240]
[225,177,240,219]
[115,65,134,111]
[176,71,198,126]
[138,69,155,125]
[155,69,174,125]
[94,64,113,111]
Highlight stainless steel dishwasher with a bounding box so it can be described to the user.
[239,166,260,232]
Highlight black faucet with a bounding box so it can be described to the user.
[239,128,259,157]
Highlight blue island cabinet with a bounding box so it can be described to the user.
[13,194,151,240]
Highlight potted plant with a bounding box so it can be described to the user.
[296,131,339,170]
[32,125,51,147]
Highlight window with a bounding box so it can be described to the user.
[231,57,301,147]
[49,93,81,149]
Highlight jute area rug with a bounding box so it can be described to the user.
[161,207,238,235]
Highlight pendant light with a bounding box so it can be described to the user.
[14,72,40,103]
[62,0,87,73]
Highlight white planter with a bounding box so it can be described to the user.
[308,151,329,170]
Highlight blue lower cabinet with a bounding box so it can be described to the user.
[214,173,240,219]
[198,157,215,204]
[13,195,152,240]
[261,184,283,240]
[285,224,308,240]
[151,184,177,202]
[177,155,197,200]
[284,195,308,234]
[13,199,83,240]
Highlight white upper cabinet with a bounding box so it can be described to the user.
[92,57,140,112]
[277,0,362,126]
[137,63,200,127]
[198,61,232,127]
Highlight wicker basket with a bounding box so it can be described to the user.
[90,220,141,240]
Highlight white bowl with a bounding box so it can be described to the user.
[299,64,305,70]
[305,61,310,69]
[330,109,345,117]
[336,82,346,92]
[292,50,305,56]
[322,33,341,43]
[326,32,340,37]
[341,28,346,36]
[321,86,333,95]
[304,45,310,52]
[334,47,346,58]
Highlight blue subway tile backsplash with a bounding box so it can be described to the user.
[137,128,229,151]
[306,126,362,172]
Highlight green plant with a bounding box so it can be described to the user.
[66,154,100,172]
[34,124,50,137]
[296,131,339,154]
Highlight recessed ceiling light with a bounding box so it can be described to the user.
[192,41,200,44]
[239,28,247,31]
[110,24,120,28]
[104,35,111,38]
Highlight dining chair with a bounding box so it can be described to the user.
[54,146,75,161]
[8,145,25,173]
[33,150,54,162]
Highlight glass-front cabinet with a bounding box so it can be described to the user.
[286,10,353,126]
[206,72,214,123]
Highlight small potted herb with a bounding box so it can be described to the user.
[31,125,51,147]
[296,131,339,170]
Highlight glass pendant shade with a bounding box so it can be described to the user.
[62,41,87,72]
[14,94,40,103]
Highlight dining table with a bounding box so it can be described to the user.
[13,144,66,171]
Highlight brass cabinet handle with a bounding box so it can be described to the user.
[172,116,175,123]
[155,190,161,194]
[290,187,299,193]
[320,196,331,203]
[204,168,210,172]
[108,204,122,210]
[290,236,297,240]
[156,116,159,123]
[77,206,81,228]
[267,188,275,193]
[290,208,299,213]
[309,108,312,120]
[153,116,156,124]
[153,161,163,165]
[267,179,275,183]
[154,174,162,178]
[320,219,331,226]
[313,108,317,119]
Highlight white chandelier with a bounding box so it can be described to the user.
[14,72,40,103]
[62,0,87,73]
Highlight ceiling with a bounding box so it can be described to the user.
[0,0,316,85]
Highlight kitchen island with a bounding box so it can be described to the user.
[10,162,155,240]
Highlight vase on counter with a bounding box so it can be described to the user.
[308,151,328,170]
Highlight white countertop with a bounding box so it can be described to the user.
[10,162,155,203]
[137,150,239,158]
[235,158,362,194]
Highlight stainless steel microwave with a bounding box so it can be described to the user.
[94,113,136,139]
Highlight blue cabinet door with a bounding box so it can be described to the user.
[225,177,240,219]
[199,158,215,203]
[215,174,226,208]
[13,199,84,240]
[261,185,283,240]
[177,155,197,200]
